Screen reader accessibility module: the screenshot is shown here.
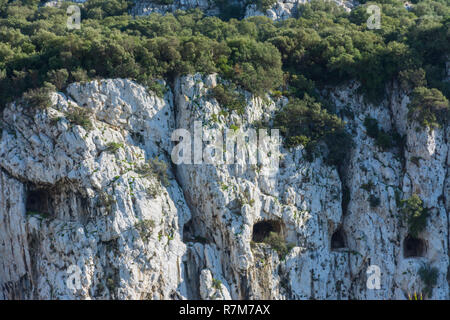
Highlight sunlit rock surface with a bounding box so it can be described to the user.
[0,76,448,299]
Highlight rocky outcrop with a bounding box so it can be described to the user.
[0,79,191,299]
[245,0,354,21]
[131,0,356,21]
[131,0,220,17]
[173,74,348,299]
[0,75,448,300]
[329,81,449,299]
[43,0,356,20]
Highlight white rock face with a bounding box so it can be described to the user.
[0,76,448,300]
[329,82,449,299]
[43,0,87,7]
[245,0,355,21]
[174,74,349,299]
[132,0,355,21]
[245,1,301,21]
[44,0,355,20]
[0,79,191,299]
[131,0,220,17]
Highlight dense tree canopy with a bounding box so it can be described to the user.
[408,86,449,128]
[1,0,448,104]
[0,0,449,165]
[273,94,352,166]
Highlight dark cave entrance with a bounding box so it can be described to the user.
[331,228,346,250]
[26,188,51,215]
[182,219,209,244]
[252,220,282,243]
[403,235,426,258]
[183,219,195,242]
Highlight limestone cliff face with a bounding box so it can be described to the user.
[131,0,355,21]
[329,82,449,299]
[0,76,448,300]
[44,0,355,21]
[131,0,220,17]
[0,79,191,299]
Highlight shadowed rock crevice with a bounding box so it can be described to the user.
[252,220,282,243]
[182,218,209,244]
[331,228,346,250]
[403,235,426,258]
[26,187,52,216]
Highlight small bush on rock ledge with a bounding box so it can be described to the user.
[400,194,429,237]
[408,87,449,129]
[418,263,439,298]
[135,219,156,242]
[137,157,170,187]
[144,80,168,98]
[263,232,294,261]
[65,107,94,132]
[146,183,161,198]
[212,278,223,291]
[106,142,124,154]
[22,87,52,110]
[363,117,403,151]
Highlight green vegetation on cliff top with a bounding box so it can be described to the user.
[0,0,448,160]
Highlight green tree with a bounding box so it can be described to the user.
[273,95,351,166]
[408,87,449,128]
[400,194,429,237]
[47,69,69,90]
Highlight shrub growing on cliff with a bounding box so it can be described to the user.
[273,95,351,166]
[65,107,94,132]
[135,219,155,242]
[47,69,69,91]
[145,80,168,98]
[212,278,223,291]
[363,117,379,139]
[400,194,429,237]
[263,232,294,260]
[138,157,170,187]
[22,87,52,110]
[210,83,246,115]
[248,0,277,11]
[363,117,402,151]
[146,183,161,198]
[106,142,124,154]
[408,87,449,129]
[418,263,439,298]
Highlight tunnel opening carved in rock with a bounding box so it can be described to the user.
[26,188,51,216]
[403,235,426,258]
[331,228,346,250]
[252,220,282,243]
